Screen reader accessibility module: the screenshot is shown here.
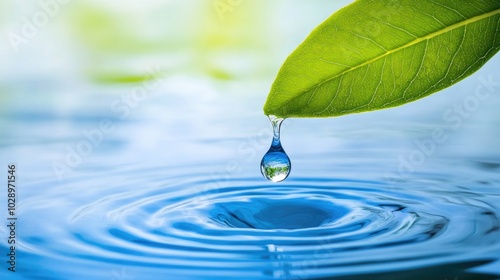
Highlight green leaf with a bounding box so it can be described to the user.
[264,0,500,118]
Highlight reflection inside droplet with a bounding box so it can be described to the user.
[261,115,291,182]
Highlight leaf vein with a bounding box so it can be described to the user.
[279,8,500,109]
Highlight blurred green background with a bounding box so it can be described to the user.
[2,0,498,178]
[0,0,358,178]
[1,0,352,91]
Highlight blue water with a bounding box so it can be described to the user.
[1,60,500,279]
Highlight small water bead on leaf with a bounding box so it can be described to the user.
[261,115,291,182]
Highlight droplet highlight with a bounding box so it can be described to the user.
[261,115,291,182]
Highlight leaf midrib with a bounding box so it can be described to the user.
[281,7,500,107]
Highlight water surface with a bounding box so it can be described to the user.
[1,66,500,280]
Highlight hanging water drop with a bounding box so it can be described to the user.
[260,115,291,182]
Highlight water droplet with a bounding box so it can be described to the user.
[261,115,291,182]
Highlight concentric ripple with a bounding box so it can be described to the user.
[19,163,495,280]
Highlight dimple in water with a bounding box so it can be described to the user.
[260,115,291,182]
